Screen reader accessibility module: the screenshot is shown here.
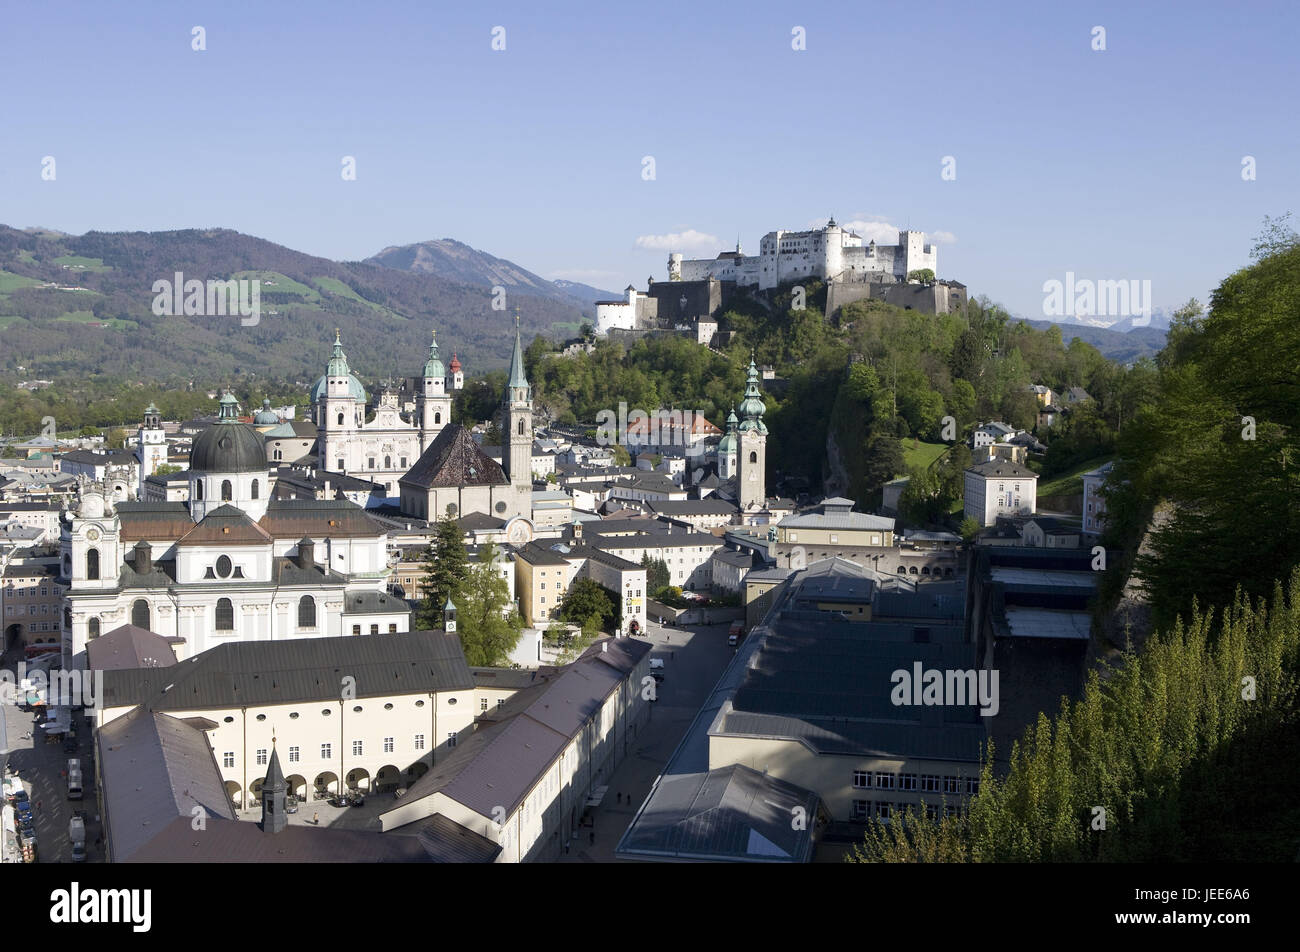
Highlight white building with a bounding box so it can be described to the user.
[59,393,406,666]
[1082,461,1114,536]
[963,460,1039,527]
[669,219,937,291]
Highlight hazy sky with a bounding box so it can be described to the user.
[2,0,1296,318]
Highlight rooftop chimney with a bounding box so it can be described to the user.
[297,537,315,570]
[134,540,152,575]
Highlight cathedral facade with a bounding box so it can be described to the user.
[312,330,459,498]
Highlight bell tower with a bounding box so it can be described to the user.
[736,357,768,510]
[503,310,533,490]
[419,329,452,450]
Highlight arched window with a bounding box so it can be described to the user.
[86,548,100,581]
[251,479,259,499]
[216,598,234,631]
[196,480,203,500]
[909,566,918,575]
[898,566,906,574]
[298,596,317,629]
[88,617,100,639]
[517,418,525,435]
[132,599,150,629]
[434,412,441,424]
[749,451,758,463]
[337,412,344,426]
[384,456,391,470]
[221,480,233,501]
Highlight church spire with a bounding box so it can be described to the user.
[507,309,529,396]
[261,737,288,834]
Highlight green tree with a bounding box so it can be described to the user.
[907,268,936,284]
[611,445,631,466]
[455,543,524,666]
[641,554,670,594]
[416,507,469,629]
[959,516,980,541]
[153,463,182,476]
[559,577,615,636]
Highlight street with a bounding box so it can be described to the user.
[557,617,735,862]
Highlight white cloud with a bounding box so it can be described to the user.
[634,229,720,253]
[820,214,956,246]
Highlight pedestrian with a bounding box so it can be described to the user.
[312,811,319,826]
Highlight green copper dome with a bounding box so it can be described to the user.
[718,408,739,453]
[423,331,446,380]
[311,330,367,404]
[737,358,767,430]
[253,398,280,425]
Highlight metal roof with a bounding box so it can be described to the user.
[100,631,474,712]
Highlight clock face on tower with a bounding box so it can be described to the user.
[85,527,101,542]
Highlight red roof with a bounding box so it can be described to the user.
[449,353,462,372]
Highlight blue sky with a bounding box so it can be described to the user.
[1,0,1296,318]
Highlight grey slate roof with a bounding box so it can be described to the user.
[966,460,1038,479]
[87,624,179,671]
[100,631,474,712]
[401,424,507,490]
[647,499,738,516]
[98,707,236,863]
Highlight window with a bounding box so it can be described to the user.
[353,740,363,756]
[352,625,361,635]
[195,481,203,500]
[900,773,918,792]
[89,617,100,639]
[383,737,394,754]
[497,699,505,708]
[251,479,259,499]
[876,802,892,819]
[216,598,234,631]
[749,451,757,463]
[298,596,316,629]
[221,479,233,501]
[86,548,99,580]
[321,744,332,759]
[369,624,378,635]
[337,458,344,470]
[400,457,407,468]
[966,777,980,796]
[518,419,525,435]
[223,752,235,768]
[874,773,896,790]
[256,749,268,766]
[921,774,941,793]
[388,624,397,633]
[131,599,149,629]
[337,413,345,426]
[414,734,426,751]
[447,732,457,747]
[853,770,870,789]
[368,458,375,470]
[216,555,232,578]
[289,746,300,763]
[384,456,391,469]
[943,776,960,795]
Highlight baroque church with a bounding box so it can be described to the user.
[60,392,405,667]
[312,329,462,498]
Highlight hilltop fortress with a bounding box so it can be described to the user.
[596,219,961,340]
[669,218,937,290]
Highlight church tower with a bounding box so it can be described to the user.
[260,740,288,834]
[717,408,739,480]
[419,330,452,451]
[503,313,533,490]
[136,403,167,499]
[736,357,768,510]
[319,330,362,473]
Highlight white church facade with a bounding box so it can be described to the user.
[60,393,406,667]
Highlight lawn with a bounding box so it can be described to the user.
[233,271,320,301]
[1037,455,1113,498]
[51,255,111,272]
[0,270,42,293]
[901,439,950,472]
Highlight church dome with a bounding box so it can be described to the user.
[253,399,280,425]
[191,394,268,474]
[311,330,367,404]
[423,332,445,380]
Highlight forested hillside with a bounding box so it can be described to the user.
[0,225,584,434]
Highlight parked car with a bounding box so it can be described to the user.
[63,733,78,753]
[13,790,33,823]
[285,794,299,814]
